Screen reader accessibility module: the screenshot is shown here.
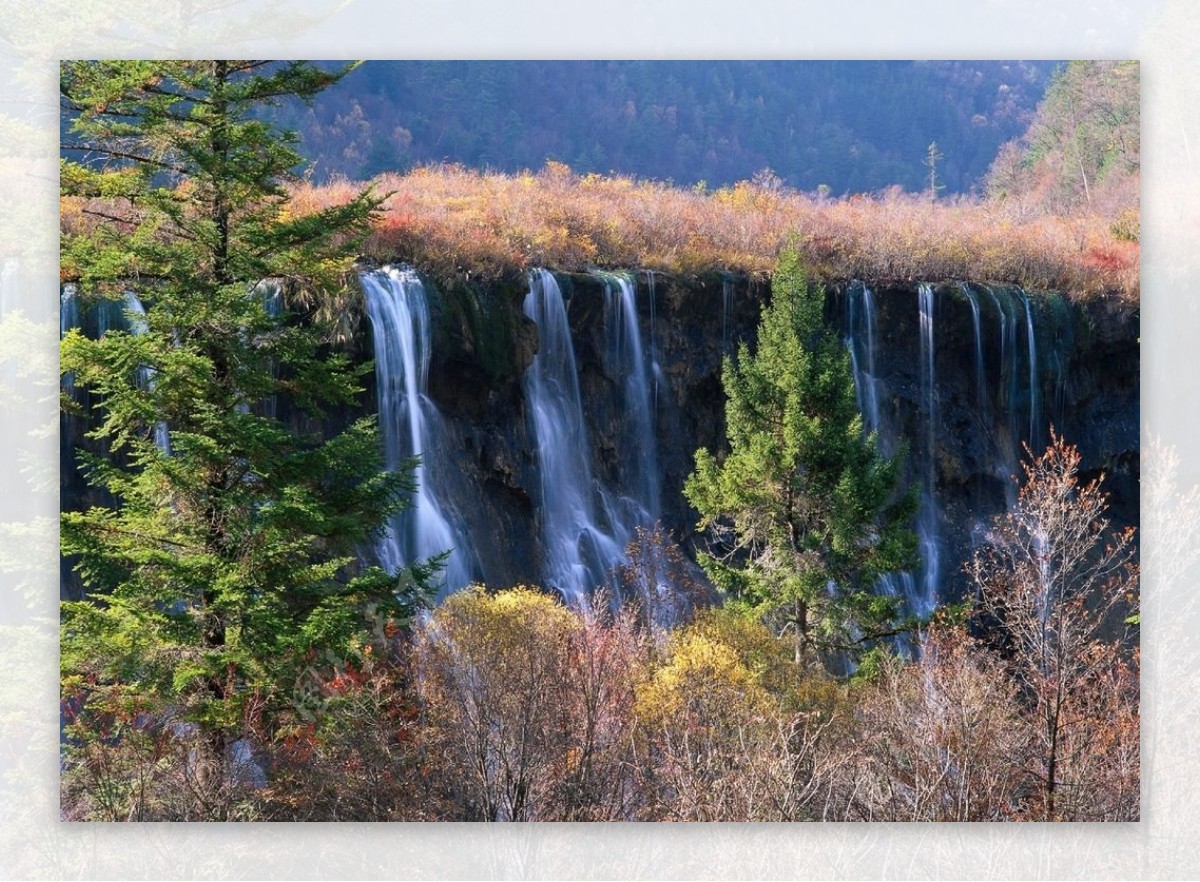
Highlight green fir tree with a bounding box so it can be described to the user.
[59,61,432,818]
[684,246,918,666]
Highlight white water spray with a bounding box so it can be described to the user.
[362,266,476,594]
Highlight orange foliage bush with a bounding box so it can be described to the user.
[284,164,1138,302]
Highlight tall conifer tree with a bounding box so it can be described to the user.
[59,61,430,817]
[684,246,918,665]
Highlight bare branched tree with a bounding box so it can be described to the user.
[967,432,1139,820]
[854,625,1028,821]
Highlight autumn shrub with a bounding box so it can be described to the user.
[59,683,264,821]
[852,624,1028,821]
[255,649,433,821]
[685,608,807,707]
[414,586,644,821]
[632,615,859,821]
[632,627,779,820]
[280,163,1138,301]
[60,691,197,821]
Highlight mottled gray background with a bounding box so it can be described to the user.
[1,0,1189,877]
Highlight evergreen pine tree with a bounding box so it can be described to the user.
[59,61,431,817]
[684,246,918,665]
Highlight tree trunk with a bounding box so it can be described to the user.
[211,60,232,286]
[794,599,808,665]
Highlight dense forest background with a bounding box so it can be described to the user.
[278,60,1059,195]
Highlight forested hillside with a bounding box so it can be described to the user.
[987,60,1139,231]
[279,60,1058,195]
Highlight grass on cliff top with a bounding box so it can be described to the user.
[62,161,1140,302]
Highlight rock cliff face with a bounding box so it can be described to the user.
[60,269,1139,606]
[389,269,1138,602]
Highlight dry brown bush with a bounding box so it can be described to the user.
[851,624,1029,821]
[281,164,1138,301]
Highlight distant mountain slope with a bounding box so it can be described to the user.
[282,60,1059,195]
[985,61,1139,229]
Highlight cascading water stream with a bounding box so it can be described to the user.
[60,285,80,395]
[846,285,864,419]
[844,281,1062,618]
[846,282,882,439]
[522,269,624,606]
[362,266,475,595]
[121,293,171,455]
[1021,291,1040,452]
[845,283,919,613]
[960,283,986,414]
[60,288,170,453]
[253,280,284,422]
[600,273,661,522]
[991,285,1027,465]
[721,273,735,354]
[915,283,940,616]
[1042,295,1072,432]
[645,269,661,424]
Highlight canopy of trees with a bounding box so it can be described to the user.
[986,60,1140,231]
[276,60,1058,196]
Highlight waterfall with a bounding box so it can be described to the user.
[846,282,1064,613]
[721,272,735,354]
[94,293,134,338]
[960,283,986,414]
[846,284,864,420]
[918,284,936,465]
[60,288,170,453]
[842,282,939,622]
[846,282,882,439]
[60,285,79,336]
[981,286,1017,471]
[252,280,283,421]
[361,266,475,595]
[522,269,624,605]
[600,273,660,522]
[60,286,80,395]
[1043,295,1072,431]
[120,293,171,455]
[1021,291,1040,452]
[860,286,881,437]
[846,283,920,616]
[358,265,665,607]
[645,269,661,424]
[915,283,940,616]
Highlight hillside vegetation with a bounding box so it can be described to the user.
[62,61,1138,300]
[280,60,1057,195]
[279,162,1138,300]
[987,61,1139,234]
